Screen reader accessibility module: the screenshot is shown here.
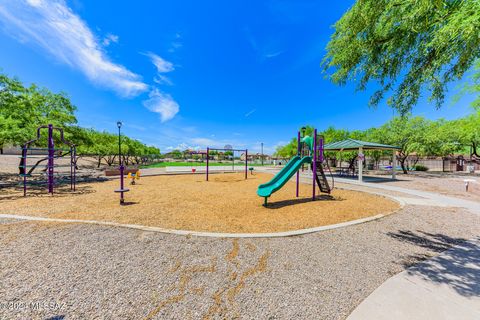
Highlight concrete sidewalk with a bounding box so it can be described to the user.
[332,176,480,214]
[256,167,480,214]
[347,238,480,320]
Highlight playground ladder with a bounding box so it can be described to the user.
[312,162,331,194]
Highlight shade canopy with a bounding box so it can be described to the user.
[324,138,400,151]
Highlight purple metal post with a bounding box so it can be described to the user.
[312,129,317,201]
[245,149,248,179]
[70,146,73,191]
[73,147,76,191]
[22,146,27,196]
[119,138,125,205]
[48,124,54,195]
[296,131,300,197]
[117,122,127,205]
[206,147,209,181]
[120,163,125,204]
[73,147,77,191]
[20,124,76,197]
[114,123,128,204]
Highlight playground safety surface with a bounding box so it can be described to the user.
[0,173,399,233]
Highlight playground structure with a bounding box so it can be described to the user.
[257,128,333,206]
[19,124,76,196]
[0,172,399,234]
[127,170,141,185]
[206,147,248,181]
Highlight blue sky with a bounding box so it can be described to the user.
[0,0,474,154]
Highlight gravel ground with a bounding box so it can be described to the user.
[1,205,480,319]
[0,173,398,233]
[370,173,480,202]
[325,181,425,199]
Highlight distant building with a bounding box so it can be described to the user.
[240,152,272,162]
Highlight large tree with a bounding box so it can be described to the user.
[1,72,160,170]
[323,0,480,114]
[375,116,431,173]
[457,107,480,158]
[0,73,77,150]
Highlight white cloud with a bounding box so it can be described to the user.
[168,33,183,53]
[166,143,200,151]
[143,52,174,73]
[264,51,283,59]
[245,108,256,117]
[189,137,246,150]
[168,42,182,53]
[154,75,173,86]
[244,26,283,61]
[143,52,175,85]
[0,0,147,97]
[143,88,179,122]
[190,137,217,147]
[102,33,119,47]
[27,0,42,6]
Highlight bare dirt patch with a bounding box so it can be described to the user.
[0,173,399,233]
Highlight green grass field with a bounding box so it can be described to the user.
[141,161,265,169]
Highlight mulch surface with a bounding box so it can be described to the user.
[0,173,399,233]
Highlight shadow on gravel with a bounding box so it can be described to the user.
[387,230,480,297]
[265,194,338,209]
[387,230,467,253]
[0,175,109,201]
[0,184,97,201]
[120,201,138,206]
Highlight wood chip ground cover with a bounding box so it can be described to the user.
[0,173,399,233]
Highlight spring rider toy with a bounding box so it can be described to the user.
[127,170,141,185]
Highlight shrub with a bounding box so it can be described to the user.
[413,164,429,171]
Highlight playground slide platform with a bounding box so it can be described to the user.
[257,156,312,199]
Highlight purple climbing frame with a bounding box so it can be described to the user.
[295,128,325,201]
[20,124,76,196]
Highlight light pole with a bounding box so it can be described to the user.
[117,121,122,162]
[261,142,264,166]
[115,121,129,204]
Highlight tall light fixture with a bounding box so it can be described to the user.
[115,121,129,204]
[261,142,264,166]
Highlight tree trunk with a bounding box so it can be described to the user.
[411,155,419,167]
[105,155,116,166]
[346,155,357,175]
[399,157,408,174]
[19,150,72,175]
[472,142,480,159]
[348,156,357,170]
[123,155,130,166]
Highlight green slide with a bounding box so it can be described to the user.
[257,155,312,205]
